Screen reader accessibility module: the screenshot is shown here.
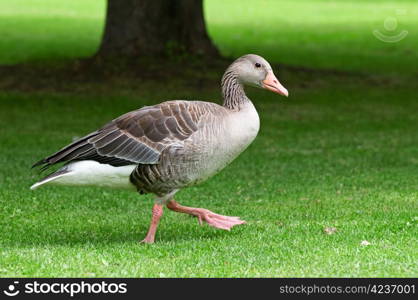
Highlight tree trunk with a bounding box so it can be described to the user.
[97,0,219,58]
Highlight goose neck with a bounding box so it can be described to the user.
[221,71,249,110]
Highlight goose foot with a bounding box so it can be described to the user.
[195,209,246,230]
[167,200,245,230]
[140,237,155,244]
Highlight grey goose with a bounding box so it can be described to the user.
[31,54,289,243]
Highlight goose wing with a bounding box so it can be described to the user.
[33,101,213,170]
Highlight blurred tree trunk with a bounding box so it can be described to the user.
[97,0,219,58]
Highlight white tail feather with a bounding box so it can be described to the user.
[30,171,72,190]
[30,161,137,190]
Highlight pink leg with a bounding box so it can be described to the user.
[166,200,245,230]
[140,204,163,244]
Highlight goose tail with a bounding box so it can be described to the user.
[30,168,72,190]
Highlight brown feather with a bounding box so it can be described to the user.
[32,100,209,170]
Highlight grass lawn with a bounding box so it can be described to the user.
[0,0,417,277]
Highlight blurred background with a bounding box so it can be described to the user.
[1,0,417,74]
[0,0,416,277]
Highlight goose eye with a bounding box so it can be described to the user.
[255,63,261,68]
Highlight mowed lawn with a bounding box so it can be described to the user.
[0,0,417,277]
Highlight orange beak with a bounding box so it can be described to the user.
[262,71,288,97]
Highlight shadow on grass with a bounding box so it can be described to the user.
[0,55,402,96]
[3,215,247,247]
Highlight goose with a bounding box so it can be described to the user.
[31,54,288,243]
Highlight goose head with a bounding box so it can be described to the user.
[231,54,288,97]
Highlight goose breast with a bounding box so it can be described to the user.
[187,100,260,181]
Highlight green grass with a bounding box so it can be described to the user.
[0,0,105,64]
[206,0,418,76]
[0,0,417,277]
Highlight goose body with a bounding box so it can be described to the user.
[33,100,259,193]
[31,54,288,243]
[133,100,260,194]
